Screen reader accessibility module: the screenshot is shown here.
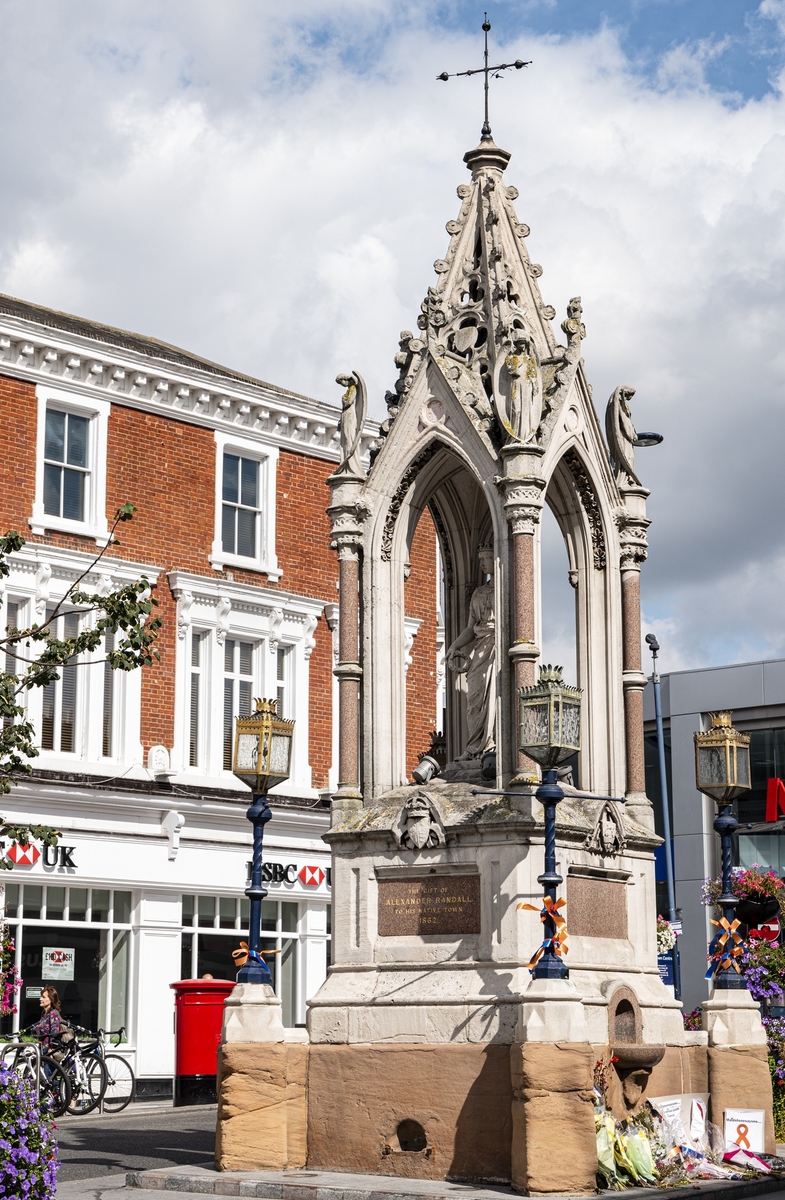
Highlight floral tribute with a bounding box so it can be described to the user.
[0,1060,59,1198]
[0,924,20,1017]
[656,915,676,954]
[701,865,785,908]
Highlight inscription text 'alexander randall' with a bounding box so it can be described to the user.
[377,874,481,936]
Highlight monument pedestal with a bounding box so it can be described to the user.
[215,983,307,1172]
[701,987,775,1154]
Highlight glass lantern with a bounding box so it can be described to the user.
[519,665,582,769]
[233,698,295,793]
[693,711,751,805]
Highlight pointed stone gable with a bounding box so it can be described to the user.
[375,139,586,462]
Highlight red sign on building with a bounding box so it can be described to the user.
[298,865,325,887]
[7,842,41,866]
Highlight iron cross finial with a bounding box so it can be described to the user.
[437,13,531,143]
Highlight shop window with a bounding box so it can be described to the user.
[23,886,42,920]
[5,883,19,917]
[223,639,255,770]
[91,890,110,922]
[46,887,65,921]
[177,892,329,1027]
[114,891,132,924]
[197,895,215,928]
[40,608,80,753]
[70,889,88,922]
[1,885,135,1037]
[219,897,237,930]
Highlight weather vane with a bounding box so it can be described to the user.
[438,13,530,143]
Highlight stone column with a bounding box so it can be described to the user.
[335,545,362,799]
[501,474,545,785]
[618,486,652,830]
[327,490,367,811]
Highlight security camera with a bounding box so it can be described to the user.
[645,634,660,653]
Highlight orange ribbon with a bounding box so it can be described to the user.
[705,916,743,979]
[518,896,569,970]
[231,941,281,968]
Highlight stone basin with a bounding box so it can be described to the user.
[611,1043,666,1069]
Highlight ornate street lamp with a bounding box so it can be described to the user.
[519,666,582,979]
[694,711,751,989]
[232,699,295,985]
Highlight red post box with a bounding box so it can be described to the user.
[170,978,235,1106]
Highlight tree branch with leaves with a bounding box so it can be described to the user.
[0,502,162,869]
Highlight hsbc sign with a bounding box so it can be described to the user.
[247,861,331,888]
[6,842,77,869]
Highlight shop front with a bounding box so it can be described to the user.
[1,827,331,1096]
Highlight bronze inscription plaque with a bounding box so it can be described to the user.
[377,875,481,936]
[567,876,628,940]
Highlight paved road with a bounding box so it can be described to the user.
[56,1102,216,1185]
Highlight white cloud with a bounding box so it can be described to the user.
[0,4,784,670]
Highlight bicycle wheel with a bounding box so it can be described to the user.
[67,1052,107,1115]
[102,1053,135,1113]
[39,1057,71,1118]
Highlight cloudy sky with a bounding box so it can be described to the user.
[1,0,784,677]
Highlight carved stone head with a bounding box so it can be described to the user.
[393,792,446,851]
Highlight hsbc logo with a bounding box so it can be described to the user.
[298,865,325,887]
[247,861,331,888]
[6,843,77,869]
[7,843,40,866]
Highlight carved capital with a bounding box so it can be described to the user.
[615,506,650,571]
[495,474,546,534]
[328,498,370,555]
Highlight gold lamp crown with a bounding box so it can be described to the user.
[693,710,750,805]
[519,664,582,769]
[233,697,295,793]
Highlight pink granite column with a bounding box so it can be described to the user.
[505,485,543,782]
[621,567,646,797]
[336,546,362,796]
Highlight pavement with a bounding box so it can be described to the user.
[50,1107,785,1200]
[55,1101,217,1194]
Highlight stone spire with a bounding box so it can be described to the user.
[377,140,585,458]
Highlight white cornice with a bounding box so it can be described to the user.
[6,541,161,587]
[0,311,378,466]
[166,570,324,616]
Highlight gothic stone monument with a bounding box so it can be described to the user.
[215,134,773,1191]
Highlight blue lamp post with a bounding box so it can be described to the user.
[519,665,582,980]
[694,711,751,989]
[232,699,295,985]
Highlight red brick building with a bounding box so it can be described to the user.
[0,293,437,1093]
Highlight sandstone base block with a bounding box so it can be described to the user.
[307,1043,512,1181]
[215,1042,307,1171]
[708,1044,776,1154]
[511,1042,597,1195]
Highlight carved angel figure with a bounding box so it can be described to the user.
[605,385,641,487]
[334,370,367,478]
[585,801,626,856]
[494,327,543,444]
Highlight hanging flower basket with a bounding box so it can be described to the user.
[701,865,785,924]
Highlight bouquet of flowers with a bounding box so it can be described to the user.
[656,915,676,954]
[0,925,20,1017]
[0,1060,59,1199]
[701,865,785,908]
[741,939,785,1005]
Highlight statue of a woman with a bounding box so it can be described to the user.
[446,545,496,761]
[335,371,367,478]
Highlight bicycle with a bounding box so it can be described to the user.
[98,1026,136,1113]
[1,1033,71,1117]
[54,1023,107,1116]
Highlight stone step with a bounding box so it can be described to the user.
[124,1165,785,1200]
